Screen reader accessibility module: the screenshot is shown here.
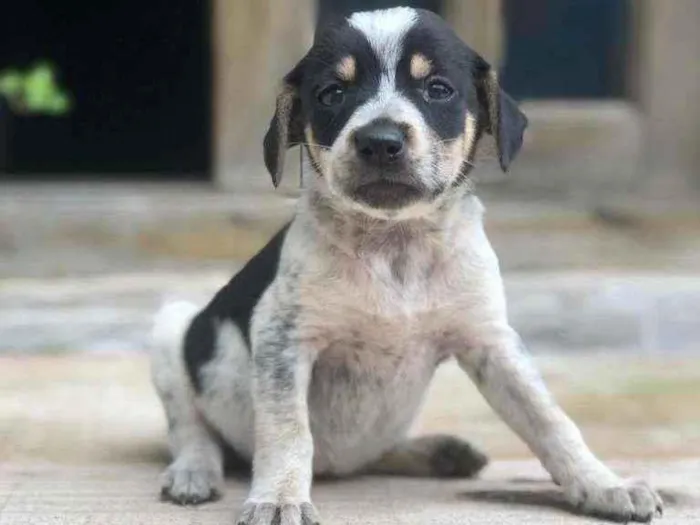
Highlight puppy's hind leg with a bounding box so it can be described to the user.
[151,301,224,505]
[366,435,488,479]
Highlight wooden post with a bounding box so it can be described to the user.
[443,0,503,65]
[635,0,700,194]
[212,0,315,193]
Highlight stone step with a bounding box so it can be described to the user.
[2,183,700,277]
[1,272,698,354]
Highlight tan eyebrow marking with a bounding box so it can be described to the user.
[335,55,357,82]
[410,53,433,80]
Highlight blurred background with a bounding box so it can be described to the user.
[0,1,699,516]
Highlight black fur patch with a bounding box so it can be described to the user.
[301,22,382,148]
[296,9,484,153]
[398,11,482,140]
[184,223,291,392]
[292,8,526,173]
[429,436,489,478]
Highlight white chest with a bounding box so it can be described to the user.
[299,257,457,474]
[307,323,439,475]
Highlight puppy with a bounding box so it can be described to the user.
[151,8,663,524]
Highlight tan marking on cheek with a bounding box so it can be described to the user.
[433,129,465,186]
[448,133,466,177]
[305,125,320,166]
[336,56,356,82]
[410,53,432,80]
[305,125,329,174]
[464,113,478,159]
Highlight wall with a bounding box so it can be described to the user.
[636,0,700,195]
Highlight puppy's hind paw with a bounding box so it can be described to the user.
[367,434,488,479]
[429,435,489,478]
[160,460,223,506]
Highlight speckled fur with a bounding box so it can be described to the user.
[150,7,662,525]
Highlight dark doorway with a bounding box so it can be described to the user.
[318,0,443,25]
[0,0,212,178]
[501,0,630,100]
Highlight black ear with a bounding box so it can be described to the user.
[475,59,528,172]
[263,62,305,187]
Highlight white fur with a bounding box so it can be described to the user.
[348,7,417,78]
[150,300,199,357]
[151,300,224,503]
[152,194,662,522]
[197,321,255,460]
[150,8,663,522]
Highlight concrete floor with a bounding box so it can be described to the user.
[1,461,699,524]
[2,183,699,522]
[1,355,699,524]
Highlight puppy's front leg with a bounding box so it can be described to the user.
[456,325,663,522]
[238,306,320,525]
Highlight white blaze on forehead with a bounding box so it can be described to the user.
[345,7,420,127]
[348,7,418,75]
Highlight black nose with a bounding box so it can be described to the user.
[354,119,407,165]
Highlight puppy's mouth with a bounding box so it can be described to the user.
[351,181,424,209]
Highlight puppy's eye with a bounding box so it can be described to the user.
[425,78,455,101]
[318,84,345,107]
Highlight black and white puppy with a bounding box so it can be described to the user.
[151,8,663,524]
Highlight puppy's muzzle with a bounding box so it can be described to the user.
[348,119,425,210]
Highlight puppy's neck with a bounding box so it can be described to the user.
[302,183,479,260]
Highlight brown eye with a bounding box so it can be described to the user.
[425,78,455,101]
[318,84,345,107]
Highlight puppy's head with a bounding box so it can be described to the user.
[264,8,527,217]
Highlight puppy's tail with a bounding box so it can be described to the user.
[150,300,200,356]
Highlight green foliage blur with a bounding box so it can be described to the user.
[0,61,72,116]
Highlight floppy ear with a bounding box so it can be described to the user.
[474,58,528,172]
[263,62,305,187]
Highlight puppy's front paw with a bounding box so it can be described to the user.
[565,477,663,523]
[160,459,223,505]
[237,501,320,525]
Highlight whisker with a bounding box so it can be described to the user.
[296,142,332,151]
[433,138,468,148]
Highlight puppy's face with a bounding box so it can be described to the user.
[264,8,527,218]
